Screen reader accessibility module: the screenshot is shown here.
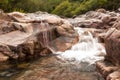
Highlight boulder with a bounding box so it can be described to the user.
[96,8,107,13]
[0,11,78,62]
[0,52,9,62]
[104,28,120,66]
[107,70,120,80]
[112,21,120,30]
[48,23,78,52]
[0,9,12,21]
[96,60,119,79]
[49,36,78,52]
[68,10,118,29]
[96,21,120,80]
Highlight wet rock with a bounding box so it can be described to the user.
[8,11,63,25]
[44,15,63,25]
[96,60,119,79]
[0,69,20,77]
[57,24,77,37]
[0,11,78,62]
[8,12,30,22]
[96,26,120,79]
[48,22,78,52]
[0,20,19,34]
[15,56,103,80]
[112,20,120,30]
[105,28,120,66]
[107,70,120,80]
[49,36,78,52]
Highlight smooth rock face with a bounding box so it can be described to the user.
[96,20,120,79]
[0,11,78,62]
[49,24,78,52]
[94,9,120,80]
[105,28,120,66]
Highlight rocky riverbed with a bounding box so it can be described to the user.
[0,9,120,80]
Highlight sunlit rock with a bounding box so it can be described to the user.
[68,10,119,29]
[105,28,120,66]
[112,19,120,30]
[97,27,120,79]
[107,70,120,80]
[96,60,119,79]
[0,10,78,62]
[0,52,9,62]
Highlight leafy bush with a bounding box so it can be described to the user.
[0,0,120,17]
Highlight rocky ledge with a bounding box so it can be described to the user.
[0,9,120,80]
[96,28,120,80]
[0,10,79,62]
[94,9,120,80]
[68,9,120,29]
[69,8,120,80]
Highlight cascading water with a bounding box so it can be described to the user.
[55,27,106,71]
[37,19,55,47]
[0,26,106,80]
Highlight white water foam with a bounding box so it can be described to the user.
[55,27,106,64]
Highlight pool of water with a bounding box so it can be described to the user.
[0,27,105,80]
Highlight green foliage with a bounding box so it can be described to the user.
[52,1,81,17]
[0,0,8,3]
[105,0,120,10]
[0,0,120,17]
[72,0,108,15]
[52,1,71,17]
[13,8,25,13]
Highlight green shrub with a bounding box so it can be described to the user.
[0,0,120,17]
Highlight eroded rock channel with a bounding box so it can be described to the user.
[0,9,120,80]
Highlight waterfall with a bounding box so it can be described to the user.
[55,27,106,65]
[38,20,55,47]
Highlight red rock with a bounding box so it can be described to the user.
[68,10,118,29]
[105,28,120,66]
[112,21,120,30]
[0,52,9,62]
[57,24,77,37]
[107,70,120,80]
[0,10,79,62]
[48,23,79,52]
[96,60,119,79]
[48,36,78,52]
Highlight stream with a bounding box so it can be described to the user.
[0,27,105,80]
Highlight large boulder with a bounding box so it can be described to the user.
[96,27,120,79]
[49,23,78,52]
[104,28,120,66]
[96,60,119,79]
[0,11,78,62]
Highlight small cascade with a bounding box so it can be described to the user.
[55,27,106,66]
[37,20,56,47]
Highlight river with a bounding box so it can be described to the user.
[0,27,105,80]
